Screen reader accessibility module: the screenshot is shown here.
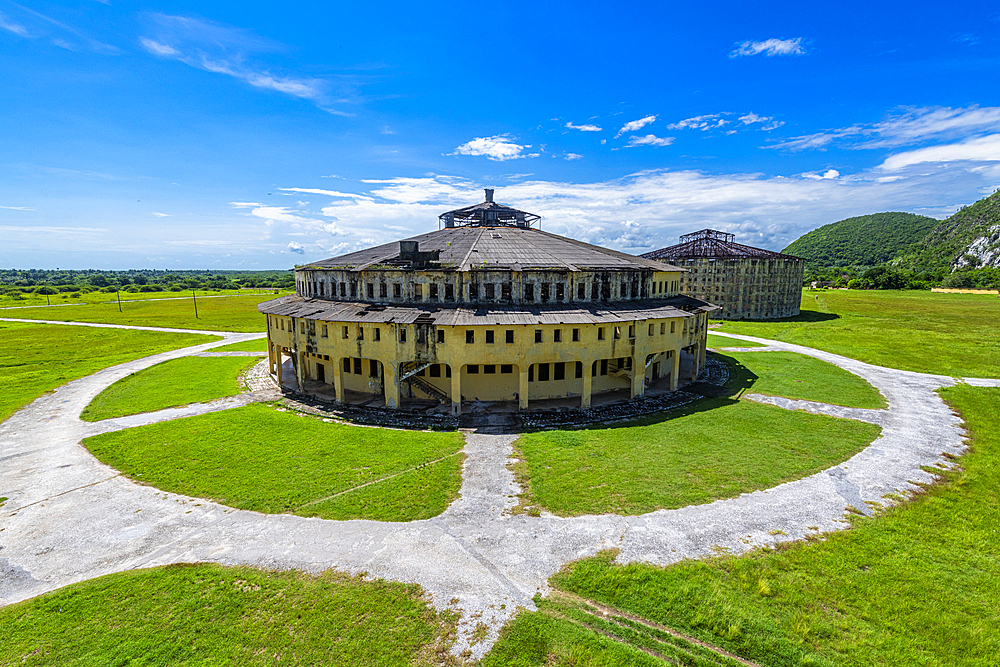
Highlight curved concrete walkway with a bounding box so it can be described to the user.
[0,322,985,659]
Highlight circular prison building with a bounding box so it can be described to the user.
[643,229,806,320]
[258,190,718,414]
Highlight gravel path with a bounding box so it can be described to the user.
[0,323,979,658]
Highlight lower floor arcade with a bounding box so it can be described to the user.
[267,341,708,414]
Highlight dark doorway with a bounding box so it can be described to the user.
[317,363,325,383]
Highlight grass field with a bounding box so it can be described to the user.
[485,385,1000,666]
[0,564,456,666]
[83,403,465,522]
[715,290,1000,378]
[706,333,764,348]
[211,337,268,352]
[513,350,882,516]
[0,293,279,332]
[0,321,218,424]
[514,400,878,517]
[723,350,886,409]
[0,288,287,308]
[81,356,261,421]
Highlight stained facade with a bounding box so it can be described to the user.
[643,230,805,320]
[259,191,717,413]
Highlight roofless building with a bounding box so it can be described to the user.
[259,190,717,414]
[643,229,805,320]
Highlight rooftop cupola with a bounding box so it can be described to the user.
[439,188,540,229]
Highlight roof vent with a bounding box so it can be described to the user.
[484,188,494,203]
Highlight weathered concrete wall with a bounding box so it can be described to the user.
[265,310,709,411]
[675,257,804,320]
[294,268,682,306]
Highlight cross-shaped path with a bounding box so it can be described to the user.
[1,320,994,659]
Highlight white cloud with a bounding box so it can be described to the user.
[802,169,841,180]
[287,242,305,254]
[565,153,583,160]
[139,14,333,106]
[452,135,534,161]
[772,105,1000,151]
[627,134,675,147]
[615,115,656,138]
[279,187,373,200]
[565,121,602,132]
[879,134,1000,171]
[139,38,178,56]
[667,114,728,131]
[0,11,29,36]
[151,212,171,217]
[0,205,34,211]
[730,37,805,58]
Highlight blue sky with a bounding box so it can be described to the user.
[3,0,1000,269]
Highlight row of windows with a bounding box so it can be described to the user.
[298,276,679,303]
[273,317,682,343]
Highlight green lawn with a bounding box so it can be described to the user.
[722,350,886,409]
[0,564,456,666]
[513,350,882,517]
[0,293,279,332]
[514,399,879,517]
[81,356,261,421]
[83,404,465,522]
[211,337,269,352]
[0,321,218,424]
[487,385,1000,666]
[707,333,764,348]
[715,290,1000,377]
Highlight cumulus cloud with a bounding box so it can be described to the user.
[565,153,583,160]
[627,134,675,147]
[802,169,840,180]
[565,121,602,132]
[287,242,305,254]
[615,115,657,138]
[730,37,805,58]
[452,135,535,161]
[771,105,1000,151]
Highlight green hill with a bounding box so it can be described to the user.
[783,212,938,268]
[892,189,1000,272]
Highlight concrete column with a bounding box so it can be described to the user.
[580,364,592,409]
[451,366,462,415]
[630,355,645,399]
[276,347,284,387]
[518,366,529,411]
[690,343,699,381]
[296,350,306,389]
[267,340,275,374]
[698,339,707,375]
[333,357,345,404]
[670,348,680,391]
[384,361,400,409]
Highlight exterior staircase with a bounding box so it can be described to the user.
[407,374,449,403]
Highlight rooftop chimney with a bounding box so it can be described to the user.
[484,188,494,203]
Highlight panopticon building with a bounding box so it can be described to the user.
[258,191,717,414]
[643,229,805,320]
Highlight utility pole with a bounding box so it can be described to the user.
[192,289,199,318]
[116,288,122,313]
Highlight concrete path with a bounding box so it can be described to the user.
[0,323,982,659]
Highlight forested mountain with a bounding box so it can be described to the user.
[782,212,938,268]
[891,189,1000,272]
